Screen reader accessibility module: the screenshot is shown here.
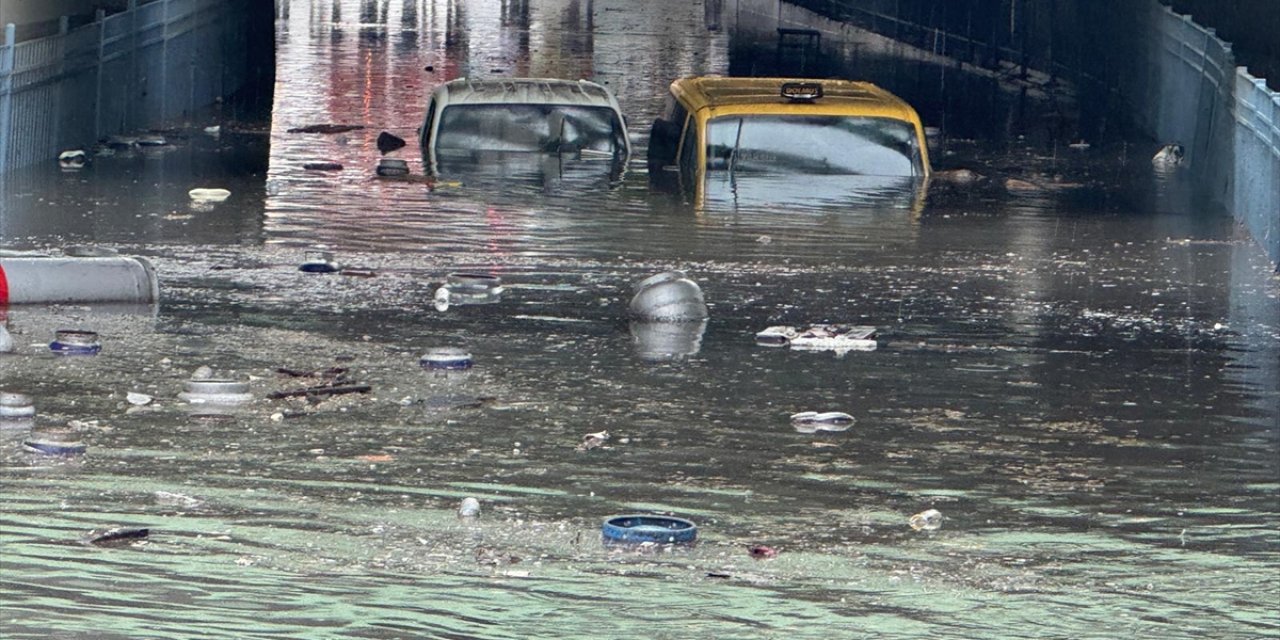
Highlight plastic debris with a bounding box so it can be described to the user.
[188,188,231,203]
[303,161,344,171]
[49,329,101,356]
[58,149,87,170]
[191,365,214,380]
[420,347,473,370]
[629,271,708,322]
[602,514,697,545]
[909,509,943,532]
[299,250,340,273]
[748,545,778,559]
[576,430,610,451]
[756,325,876,352]
[126,392,153,406]
[458,497,481,518]
[0,392,35,421]
[1153,143,1185,167]
[203,125,221,136]
[179,378,253,404]
[377,131,407,154]
[790,411,855,433]
[84,527,149,546]
[137,134,167,147]
[23,429,87,455]
[287,124,365,134]
[0,325,13,353]
[1068,140,1091,150]
[376,157,410,176]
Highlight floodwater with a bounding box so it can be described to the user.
[2,1,1278,638]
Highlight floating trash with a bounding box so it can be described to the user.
[1153,142,1185,167]
[303,161,344,171]
[628,271,708,322]
[748,544,778,559]
[0,325,12,353]
[377,131,407,154]
[203,125,221,136]
[909,509,943,532]
[756,325,877,352]
[299,250,340,273]
[137,134,167,147]
[58,149,87,170]
[789,411,855,433]
[188,188,231,203]
[0,392,35,421]
[125,392,153,406]
[458,497,481,518]
[23,429,87,455]
[49,330,101,356]
[84,527,149,546]
[420,347,473,370]
[576,430,610,452]
[602,514,697,545]
[105,135,138,150]
[178,378,253,405]
[376,157,410,177]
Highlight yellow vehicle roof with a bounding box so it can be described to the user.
[670,76,923,122]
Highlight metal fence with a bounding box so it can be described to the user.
[0,0,254,174]
[1147,3,1279,268]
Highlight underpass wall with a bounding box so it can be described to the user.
[781,0,1279,269]
[0,0,264,174]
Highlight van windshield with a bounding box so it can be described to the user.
[705,115,922,177]
[436,104,625,154]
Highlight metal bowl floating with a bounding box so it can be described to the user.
[49,330,101,356]
[602,514,698,545]
[178,378,253,405]
[0,392,36,420]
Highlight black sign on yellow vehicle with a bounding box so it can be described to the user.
[780,82,823,101]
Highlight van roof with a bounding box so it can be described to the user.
[431,78,622,109]
[671,76,921,121]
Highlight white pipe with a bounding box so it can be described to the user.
[0,256,159,304]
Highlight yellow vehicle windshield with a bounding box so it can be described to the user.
[705,114,925,177]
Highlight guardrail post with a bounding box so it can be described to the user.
[0,23,15,174]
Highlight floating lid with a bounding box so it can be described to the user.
[446,272,502,292]
[0,392,36,419]
[50,330,101,355]
[420,347,473,370]
[602,514,697,544]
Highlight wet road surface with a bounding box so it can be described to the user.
[1,1,1278,638]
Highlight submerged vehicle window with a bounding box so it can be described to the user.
[435,105,624,153]
[705,115,922,176]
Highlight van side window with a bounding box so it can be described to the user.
[678,115,698,174]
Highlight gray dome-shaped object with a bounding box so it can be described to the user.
[628,271,708,322]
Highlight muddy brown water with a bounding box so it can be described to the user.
[1,1,1277,638]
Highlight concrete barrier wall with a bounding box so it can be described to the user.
[780,0,1279,269]
[0,0,256,173]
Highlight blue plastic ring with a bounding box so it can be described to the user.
[602,514,698,544]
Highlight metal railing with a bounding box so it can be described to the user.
[0,0,251,174]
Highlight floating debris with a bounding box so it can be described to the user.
[179,378,253,405]
[909,509,943,532]
[23,429,87,455]
[0,325,12,353]
[125,392,153,406]
[49,329,101,356]
[376,131,407,154]
[58,149,87,170]
[266,384,370,400]
[1152,142,1185,167]
[756,325,876,352]
[287,124,365,134]
[602,514,698,545]
[188,188,231,203]
[790,411,855,433]
[299,250,340,273]
[0,392,35,421]
[154,491,203,508]
[376,158,410,177]
[84,527,149,546]
[629,271,708,322]
[748,545,778,559]
[420,347,473,371]
[303,161,344,171]
[203,125,221,136]
[576,430,610,451]
[458,497,481,518]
